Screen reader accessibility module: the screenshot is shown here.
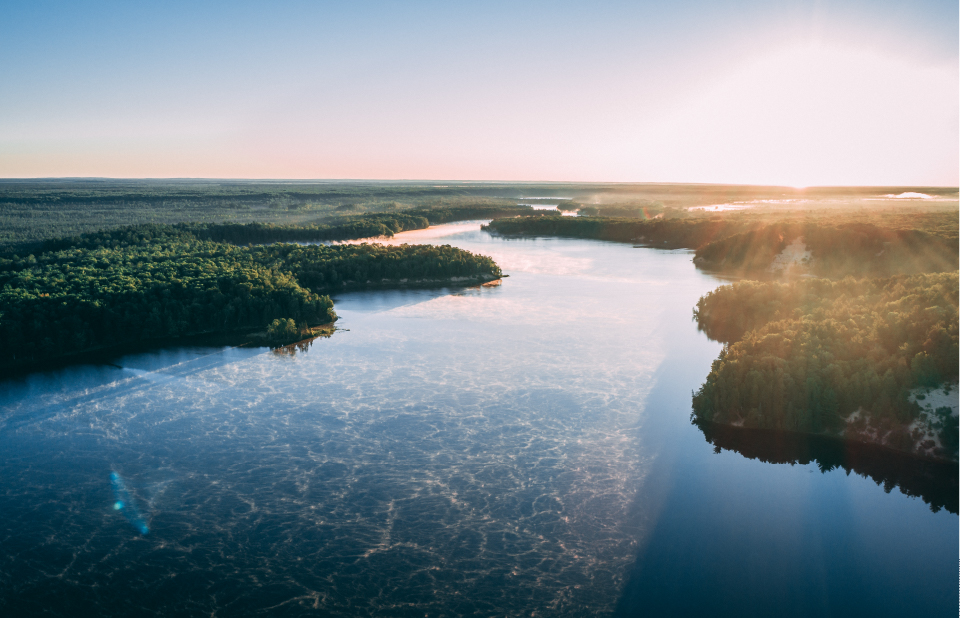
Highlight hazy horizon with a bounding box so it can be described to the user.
[1,178,958,190]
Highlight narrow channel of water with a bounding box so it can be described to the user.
[0,222,954,616]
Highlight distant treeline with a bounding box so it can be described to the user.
[38,215,434,251]
[0,225,501,369]
[484,214,958,277]
[691,273,959,459]
[484,215,753,248]
[693,222,957,277]
[29,208,544,252]
[0,189,535,248]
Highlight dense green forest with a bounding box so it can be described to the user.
[1,202,539,250]
[484,215,756,248]
[36,215,436,251]
[25,208,559,255]
[0,179,543,247]
[0,224,501,369]
[486,211,958,277]
[691,273,959,459]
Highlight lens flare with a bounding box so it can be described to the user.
[110,472,149,535]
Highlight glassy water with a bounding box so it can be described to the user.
[0,222,955,616]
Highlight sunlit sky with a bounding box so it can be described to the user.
[1,1,957,185]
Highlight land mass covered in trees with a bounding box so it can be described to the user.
[1,181,555,369]
[487,199,959,462]
[0,223,501,370]
[484,210,958,278]
[692,274,958,460]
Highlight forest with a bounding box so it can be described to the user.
[486,201,958,461]
[0,179,540,248]
[484,214,752,248]
[37,215,436,251]
[8,178,953,247]
[691,273,958,459]
[693,220,957,277]
[0,224,501,370]
[484,211,959,277]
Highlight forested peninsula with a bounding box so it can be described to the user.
[0,222,501,370]
[692,274,958,460]
[486,208,959,461]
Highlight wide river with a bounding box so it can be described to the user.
[0,222,955,616]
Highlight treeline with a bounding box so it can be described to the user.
[484,215,754,248]
[0,229,501,369]
[485,213,958,277]
[36,216,434,252]
[408,205,539,224]
[693,222,958,276]
[0,184,534,248]
[691,273,959,458]
[30,208,545,253]
[258,242,501,290]
[182,206,545,245]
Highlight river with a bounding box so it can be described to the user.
[0,221,955,616]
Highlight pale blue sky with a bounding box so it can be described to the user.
[1,1,957,184]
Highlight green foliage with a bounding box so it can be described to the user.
[589,203,665,218]
[0,227,500,369]
[936,407,959,454]
[257,242,502,289]
[34,216,434,251]
[267,318,300,343]
[694,222,958,276]
[0,178,536,248]
[692,273,959,457]
[487,212,958,278]
[484,215,754,248]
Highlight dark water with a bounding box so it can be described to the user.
[0,222,955,616]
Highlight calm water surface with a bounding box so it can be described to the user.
[0,222,955,616]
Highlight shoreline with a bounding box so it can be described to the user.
[0,274,501,378]
[0,322,339,378]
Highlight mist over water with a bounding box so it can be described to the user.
[0,223,955,616]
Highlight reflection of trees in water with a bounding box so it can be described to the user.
[696,421,958,515]
[270,326,337,357]
[271,338,315,357]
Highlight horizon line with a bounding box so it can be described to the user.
[0,177,957,191]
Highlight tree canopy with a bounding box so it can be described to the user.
[0,225,501,369]
[692,273,958,459]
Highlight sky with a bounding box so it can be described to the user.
[1,0,957,186]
